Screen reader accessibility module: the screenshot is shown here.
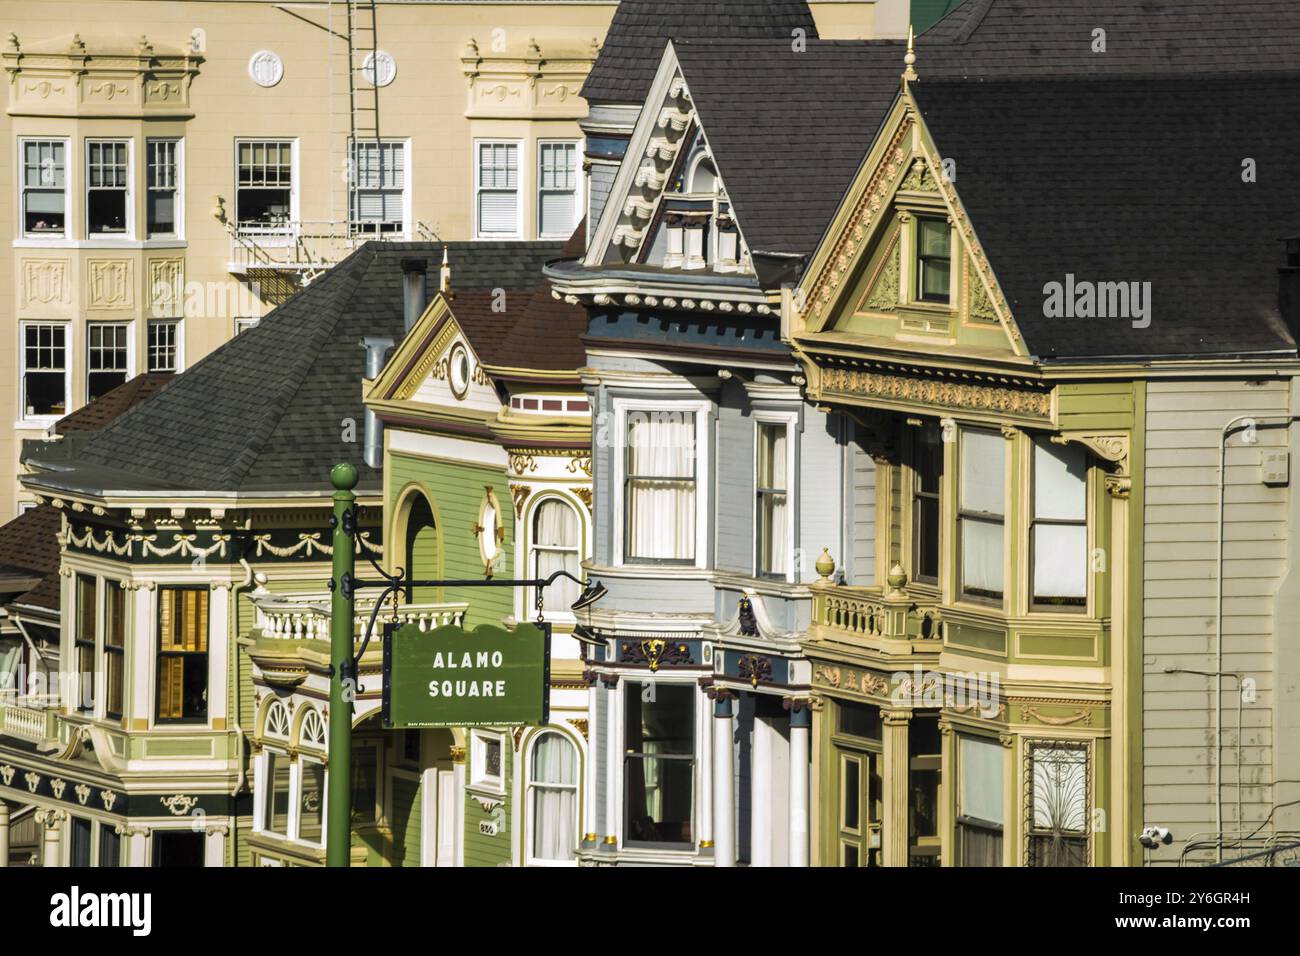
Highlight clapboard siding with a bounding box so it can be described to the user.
[1143,378,1290,860]
[850,434,876,586]
[587,162,618,237]
[715,382,755,575]
[800,410,844,584]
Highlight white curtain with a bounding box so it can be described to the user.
[961,430,1005,594]
[960,736,1004,824]
[529,733,578,862]
[1033,440,1088,599]
[626,413,695,560]
[533,500,580,611]
[757,424,789,575]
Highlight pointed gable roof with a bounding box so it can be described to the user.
[911,74,1300,360]
[24,241,563,498]
[580,0,819,105]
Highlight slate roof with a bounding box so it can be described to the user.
[674,38,905,261]
[581,0,819,105]
[921,0,1300,76]
[24,242,563,498]
[912,74,1300,361]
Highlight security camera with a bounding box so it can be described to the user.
[1138,826,1173,848]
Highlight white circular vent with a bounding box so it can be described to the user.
[248,50,284,88]
[363,51,396,88]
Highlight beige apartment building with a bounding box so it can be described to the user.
[0,0,620,521]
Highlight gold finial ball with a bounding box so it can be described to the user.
[330,462,359,490]
[815,548,836,579]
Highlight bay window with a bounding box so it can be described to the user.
[156,586,208,723]
[956,735,1004,866]
[624,681,694,846]
[262,750,291,836]
[87,322,129,401]
[958,428,1005,602]
[22,322,68,418]
[236,140,294,233]
[624,410,698,563]
[911,422,943,583]
[531,499,581,612]
[86,140,130,236]
[21,139,67,236]
[1031,438,1088,609]
[538,141,578,238]
[755,421,790,577]
[476,141,519,237]
[299,758,325,845]
[74,574,96,713]
[1027,743,1089,867]
[146,138,180,237]
[104,581,125,719]
[526,731,579,863]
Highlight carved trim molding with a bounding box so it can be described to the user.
[815,361,1051,421]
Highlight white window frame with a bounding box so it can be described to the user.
[84,138,134,239]
[615,676,703,852]
[473,138,523,239]
[523,728,582,867]
[470,729,506,794]
[349,137,410,238]
[296,754,327,848]
[147,318,184,372]
[611,397,711,569]
[233,138,299,241]
[86,321,134,402]
[18,137,71,240]
[957,426,1007,606]
[536,139,582,239]
[527,494,583,619]
[255,746,294,838]
[752,410,798,582]
[145,137,184,239]
[19,320,70,425]
[1029,436,1090,614]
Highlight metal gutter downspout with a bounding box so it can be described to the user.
[1215,413,1297,861]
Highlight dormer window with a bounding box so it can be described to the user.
[916,217,952,303]
[653,152,743,273]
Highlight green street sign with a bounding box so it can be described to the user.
[382,620,551,729]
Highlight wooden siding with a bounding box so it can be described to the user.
[1143,378,1289,857]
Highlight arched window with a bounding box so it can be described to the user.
[264,699,290,739]
[688,157,716,196]
[531,498,580,612]
[403,493,438,603]
[299,707,326,751]
[526,731,579,864]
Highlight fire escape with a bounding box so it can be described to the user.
[224,1,438,293]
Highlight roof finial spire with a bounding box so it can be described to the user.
[902,24,918,85]
[439,246,452,295]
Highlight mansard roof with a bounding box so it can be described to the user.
[580,0,819,105]
[23,241,562,500]
[912,73,1300,361]
[922,0,1300,76]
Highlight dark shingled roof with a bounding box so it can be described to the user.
[54,373,173,435]
[912,74,1300,361]
[675,39,904,261]
[26,242,562,497]
[922,0,1300,76]
[581,0,818,105]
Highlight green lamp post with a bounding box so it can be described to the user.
[327,461,358,867]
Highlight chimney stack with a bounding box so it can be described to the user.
[401,257,427,334]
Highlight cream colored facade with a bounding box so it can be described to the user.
[2,0,618,523]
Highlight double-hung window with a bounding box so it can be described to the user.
[623,409,698,563]
[911,422,943,584]
[755,421,791,577]
[527,731,580,863]
[148,319,180,372]
[624,682,695,846]
[21,139,68,236]
[476,141,519,237]
[86,140,130,236]
[958,428,1005,603]
[956,735,1004,866]
[915,217,951,302]
[22,322,68,418]
[146,138,180,237]
[157,586,209,723]
[262,750,292,836]
[74,574,97,713]
[531,499,581,612]
[350,139,406,236]
[1031,438,1088,609]
[537,141,578,238]
[104,582,125,719]
[87,322,129,402]
[236,140,294,234]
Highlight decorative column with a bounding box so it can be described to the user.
[712,690,737,867]
[788,702,811,867]
[938,719,954,868]
[603,677,619,852]
[750,712,772,866]
[0,799,9,867]
[882,709,911,867]
[37,808,65,867]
